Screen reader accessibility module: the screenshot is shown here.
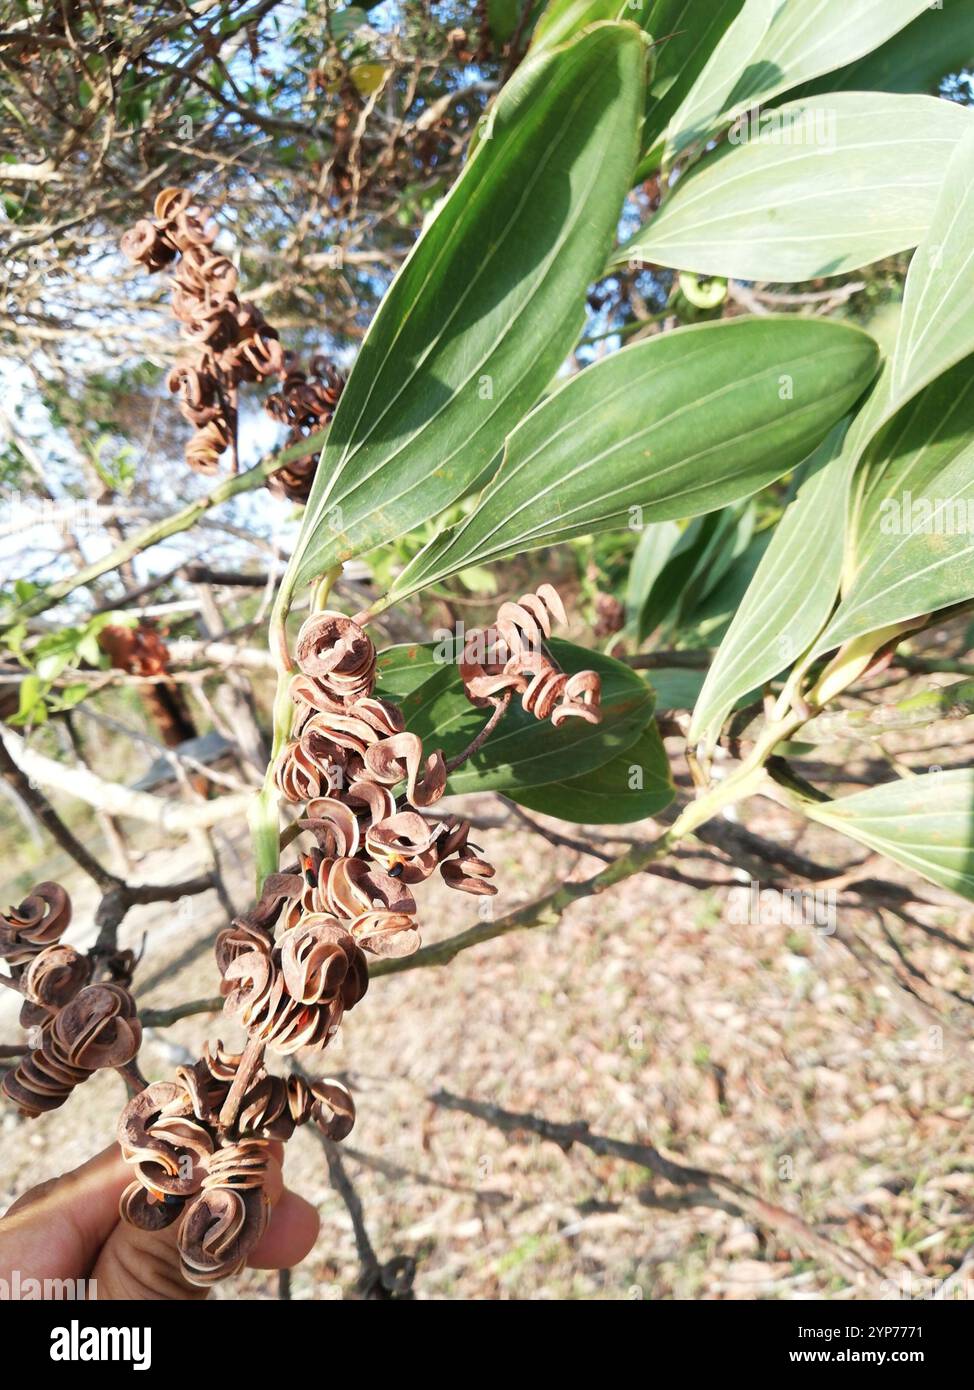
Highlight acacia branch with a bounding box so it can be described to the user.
[1,726,250,832]
[3,429,330,624]
[0,727,119,890]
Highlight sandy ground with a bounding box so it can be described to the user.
[2,765,973,1303]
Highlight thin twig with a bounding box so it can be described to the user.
[444,692,513,773]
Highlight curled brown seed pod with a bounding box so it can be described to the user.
[551,670,602,726]
[0,881,72,965]
[265,357,346,504]
[1,1038,88,1117]
[299,706,386,767]
[222,947,343,1055]
[350,910,421,959]
[274,739,340,802]
[21,943,91,1009]
[3,974,141,1119]
[118,1080,211,1200]
[203,1138,273,1191]
[299,799,363,857]
[279,915,369,1010]
[122,189,289,481]
[53,983,142,1071]
[342,779,398,826]
[177,1184,270,1287]
[363,732,447,809]
[294,611,376,699]
[440,852,497,895]
[214,916,276,982]
[175,1045,239,1124]
[309,1078,356,1140]
[459,584,602,728]
[119,1179,186,1232]
[432,817,497,894]
[309,855,416,921]
[288,670,347,716]
[365,811,444,883]
[120,218,178,272]
[237,1074,295,1140]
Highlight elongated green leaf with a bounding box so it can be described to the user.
[374,638,652,795]
[389,317,879,601]
[509,720,674,823]
[663,0,776,162]
[532,0,644,52]
[285,24,646,592]
[814,360,974,655]
[637,503,756,645]
[617,94,973,282]
[689,423,855,749]
[671,532,773,650]
[803,769,974,901]
[638,0,746,171]
[891,126,974,410]
[728,1,934,109]
[649,666,706,711]
[625,519,681,641]
[797,0,974,97]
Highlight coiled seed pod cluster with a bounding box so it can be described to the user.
[117,1047,353,1286]
[1,884,141,1118]
[120,189,344,490]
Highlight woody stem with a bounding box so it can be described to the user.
[218,1034,266,1133]
[115,1059,149,1096]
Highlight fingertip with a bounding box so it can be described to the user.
[248,1189,320,1270]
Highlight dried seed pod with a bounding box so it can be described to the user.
[309,1078,356,1140]
[440,853,497,895]
[431,816,497,894]
[265,357,346,504]
[274,739,340,802]
[53,983,141,1071]
[460,584,602,728]
[119,1180,186,1232]
[299,800,363,857]
[203,1138,273,1191]
[350,910,421,959]
[119,218,177,272]
[237,1074,295,1140]
[288,670,347,716]
[0,882,72,966]
[294,611,376,700]
[222,946,343,1055]
[279,915,368,1010]
[551,669,601,726]
[365,811,444,883]
[308,855,416,921]
[363,732,447,809]
[342,779,398,826]
[118,1080,211,1199]
[122,189,287,481]
[21,943,90,1009]
[272,739,336,806]
[1,1037,88,1117]
[177,1183,270,1287]
[3,979,140,1117]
